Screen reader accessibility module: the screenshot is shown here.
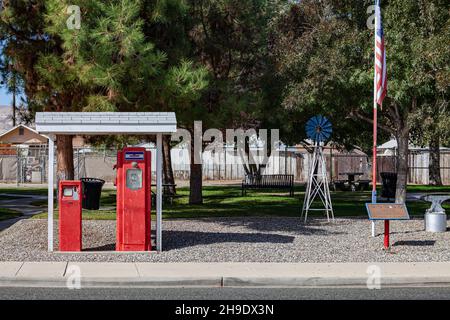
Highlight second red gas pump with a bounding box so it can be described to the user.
[59,181,82,251]
[115,147,152,251]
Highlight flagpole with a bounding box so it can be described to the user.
[371,1,378,237]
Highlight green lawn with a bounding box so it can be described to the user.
[0,208,22,221]
[0,195,22,200]
[25,185,449,220]
[0,187,48,196]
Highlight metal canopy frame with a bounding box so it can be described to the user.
[35,112,177,252]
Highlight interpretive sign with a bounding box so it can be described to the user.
[366,203,410,221]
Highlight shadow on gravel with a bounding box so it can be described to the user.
[161,230,295,250]
[393,240,436,246]
[84,243,116,251]
[213,218,347,235]
[390,228,424,234]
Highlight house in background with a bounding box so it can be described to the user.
[377,138,450,184]
[0,124,86,148]
[0,124,86,184]
[0,124,48,146]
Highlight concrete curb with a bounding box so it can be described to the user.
[1,276,450,288]
[222,276,450,288]
[0,277,223,288]
[2,262,450,288]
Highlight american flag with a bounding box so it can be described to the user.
[375,0,387,106]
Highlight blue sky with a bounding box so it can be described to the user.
[0,85,12,105]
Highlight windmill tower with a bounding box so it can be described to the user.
[301,115,334,223]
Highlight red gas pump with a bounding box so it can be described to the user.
[59,181,82,251]
[115,147,152,251]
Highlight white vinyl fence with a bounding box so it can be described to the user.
[1,146,449,185]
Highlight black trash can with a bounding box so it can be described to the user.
[81,178,105,210]
[380,172,397,199]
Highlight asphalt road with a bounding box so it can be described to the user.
[1,286,450,300]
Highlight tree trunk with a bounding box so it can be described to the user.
[189,137,203,204]
[242,137,261,175]
[56,135,74,185]
[395,130,409,203]
[162,135,176,194]
[428,134,443,186]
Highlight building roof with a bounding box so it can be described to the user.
[0,124,48,145]
[35,112,177,135]
[292,142,367,155]
[379,138,435,150]
[378,138,450,154]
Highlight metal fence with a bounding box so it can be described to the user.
[1,145,450,185]
[0,146,48,184]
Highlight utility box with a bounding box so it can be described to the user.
[115,147,152,251]
[59,181,82,251]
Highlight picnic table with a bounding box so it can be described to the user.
[339,172,364,182]
[334,172,370,192]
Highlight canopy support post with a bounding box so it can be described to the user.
[156,133,163,252]
[47,134,55,252]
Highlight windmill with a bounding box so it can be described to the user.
[301,115,334,223]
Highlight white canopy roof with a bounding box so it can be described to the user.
[35,112,177,135]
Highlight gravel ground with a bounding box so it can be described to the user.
[0,217,449,262]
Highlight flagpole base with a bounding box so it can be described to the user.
[371,190,377,237]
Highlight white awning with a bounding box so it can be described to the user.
[35,112,177,135]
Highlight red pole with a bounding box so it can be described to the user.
[372,107,377,204]
[384,220,390,249]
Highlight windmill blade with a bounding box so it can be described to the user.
[319,115,327,127]
[322,124,332,132]
[321,118,332,130]
[322,120,331,129]
[305,115,333,143]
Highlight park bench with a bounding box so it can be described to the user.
[332,179,371,192]
[242,174,294,197]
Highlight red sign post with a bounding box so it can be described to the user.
[366,203,409,250]
[384,220,390,248]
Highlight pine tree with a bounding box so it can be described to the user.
[1,0,208,187]
[46,0,208,197]
[0,0,85,182]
